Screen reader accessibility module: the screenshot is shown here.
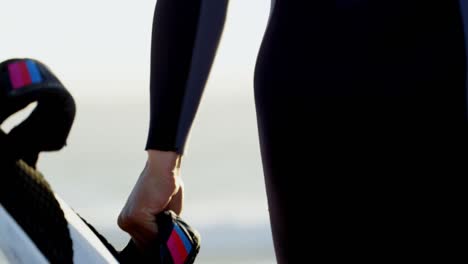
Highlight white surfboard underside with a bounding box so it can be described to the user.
[0,196,119,264]
[0,205,48,264]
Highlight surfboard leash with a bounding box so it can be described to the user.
[0,158,75,263]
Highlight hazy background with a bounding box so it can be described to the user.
[1,0,275,263]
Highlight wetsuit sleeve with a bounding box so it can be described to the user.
[146,0,230,154]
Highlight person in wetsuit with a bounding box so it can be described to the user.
[118,1,468,262]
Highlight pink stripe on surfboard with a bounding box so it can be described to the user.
[8,62,25,89]
[18,61,32,87]
[167,229,188,264]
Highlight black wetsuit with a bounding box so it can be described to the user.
[146,1,467,262]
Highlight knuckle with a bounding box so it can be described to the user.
[117,211,138,231]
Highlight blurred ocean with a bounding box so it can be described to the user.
[1,80,276,263]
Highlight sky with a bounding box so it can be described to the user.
[0,0,271,96]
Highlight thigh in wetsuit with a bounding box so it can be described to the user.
[146,1,467,262]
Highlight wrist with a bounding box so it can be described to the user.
[146,149,182,172]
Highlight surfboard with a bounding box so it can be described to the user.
[0,205,48,264]
[0,58,119,263]
[0,196,119,264]
[0,58,200,264]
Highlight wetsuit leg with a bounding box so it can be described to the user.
[254,2,467,262]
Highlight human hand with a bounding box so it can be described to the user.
[118,150,183,250]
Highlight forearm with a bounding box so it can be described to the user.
[146,0,229,154]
